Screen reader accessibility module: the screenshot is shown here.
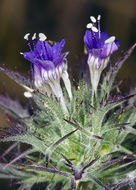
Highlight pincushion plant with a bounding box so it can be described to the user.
[0,15,136,190]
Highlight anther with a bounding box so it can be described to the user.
[90,16,96,23]
[39,33,47,41]
[24,33,33,52]
[32,33,36,40]
[105,36,115,44]
[24,33,30,40]
[91,26,98,32]
[86,23,93,29]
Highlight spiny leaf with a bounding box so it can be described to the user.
[100,159,136,177]
[19,164,70,177]
[111,178,130,190]
[3,149,33,169]
[0,134,47,155]
[0,142,19,159]
[0,66,31,87]
[64,119,92,136]
[81,158,99,174]
[92,177,110,190]
[62,154,74,168]
[101,44,136,98]
[52,128,78,147]
[114,43,136,69]
[0,94,29,118]
[98,152,136,171]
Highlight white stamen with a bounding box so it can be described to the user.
[20,52,23,55]
[24,33,30,40]
[105,36,115,44]
[91,26,98,32]
[86,23,93,29]
[90,16,96,23]
[24,91,33,98]
[97,15,101,21]
[32,33,36,40]
[39,33,47,41]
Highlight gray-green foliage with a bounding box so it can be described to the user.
[0,45,136,190]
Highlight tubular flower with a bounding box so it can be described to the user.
[84,15,119,97]
[21,33,72,114]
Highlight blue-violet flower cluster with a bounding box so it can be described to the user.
[21,33,72,113]
[84,15,119,97]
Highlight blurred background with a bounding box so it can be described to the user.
[0,0,135,189]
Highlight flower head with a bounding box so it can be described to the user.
[21,33,72,113]
[84,15,119,97]
[22,33,68,87]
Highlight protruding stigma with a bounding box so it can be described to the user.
[97,15,101,21]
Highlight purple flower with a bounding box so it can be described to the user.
[21,33,72,114]
[84,15,119,98]
[22,33,68,87]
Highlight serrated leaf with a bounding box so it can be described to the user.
[101,44,136,98]
[0,134,47,154]
[0,67,31,88]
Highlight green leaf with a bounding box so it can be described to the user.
[0,134,47,155]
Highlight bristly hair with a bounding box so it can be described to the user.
[0,116,27,138]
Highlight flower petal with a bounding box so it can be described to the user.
[43,41,53,60]
[34,40,53,60]
[23,52,35,62]
[101,40,119,58]
[53,52,68,67]
[33,59,55,72]
[84,30,100,50]
[84,30,93,49]
[100,32,109,47]
[52,39,66,58]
